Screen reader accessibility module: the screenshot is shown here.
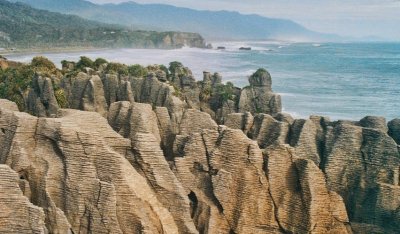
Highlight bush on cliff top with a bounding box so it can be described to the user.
[253,68,267,76]
[169,61,183,74]
[105,62,129,75]
[31,56,57,71]
[128,64,148,77]
[94,58,108,68]
[76,56,94,70]
[0,56,63,110]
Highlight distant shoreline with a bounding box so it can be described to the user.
[0,45,208,57]
[0,46,110,57]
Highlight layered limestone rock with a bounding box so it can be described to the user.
[106,100,351,233]
[168,63,200,109]
[288,116,329,166]
[238,69,282,115]
[248,114,289,148]
[1,58,399,234]
[0,165,46,234]
[0,102,184,233]
[173,127,280,233]
[61,72,108,116]
[322,118,400,232]
[0,99,19,111]
[388,118,400,145]
[173,126,350,233]
[18,62,284,129]
[234,112,400,233]
[224,112,254,135]
[264,145,350,233]
[26,74,60,117]
[108,101,203,233]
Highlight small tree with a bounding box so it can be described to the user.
[168,61,183,74]
[31,56,57,71]
[76,56,94,70]
[106,62,129,75]
[94,58,108,68]
[128,64,148,77]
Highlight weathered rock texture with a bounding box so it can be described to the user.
[26,74,60,117]
[24,65,282,130]
[0,165,46,234]
[0,98,354,234]
[242,113,400,233]
[239,69,282,115]
[0,64,399,233]
[0,102,181,233]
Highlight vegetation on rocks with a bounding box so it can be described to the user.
[0,56,63,110]
[127,64,147,77]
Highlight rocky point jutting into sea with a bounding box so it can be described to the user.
[0,56,399,234]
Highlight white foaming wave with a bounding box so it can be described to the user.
[177,46,223,54]
[278,92,296,97]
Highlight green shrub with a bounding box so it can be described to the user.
[106,62,129,75]
[31,56,57,71]
[159,64,169,76]
[0,65,33,110]
[216,82,235,103]
[94,58,108,68]
[169,61,183,74]
[76,56,94,70]
[0,56,63,110]
[61,60,76,71]
[128,64,148,77]
[252,68,269,79]
[54,88,69,108]
[200,85,212,102]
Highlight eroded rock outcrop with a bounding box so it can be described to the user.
[0,99,19,111]
[388,118,400,145]
[1,59,399,234]
[265,144,350,233]
[239,69,282,115]
[323,119,400,232]
[0,102,183,233]
[61,72,108,116]
[0,165,46,234]
[26,74,60,117]
[243,112,400,233]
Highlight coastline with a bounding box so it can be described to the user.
[1,46,112,56]
[3,42,399,121]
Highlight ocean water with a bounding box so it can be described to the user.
[7,41,400,120]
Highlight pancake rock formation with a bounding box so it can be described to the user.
[0,61,399,234]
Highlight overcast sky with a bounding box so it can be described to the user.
[88,0,400,39]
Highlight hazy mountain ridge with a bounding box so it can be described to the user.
[0,0,206,49]
[8,0,340,41]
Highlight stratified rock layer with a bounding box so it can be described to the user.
[0,165,46,234]
[239,69,282,115]
[0,102,180,233]
[1,61,399,234]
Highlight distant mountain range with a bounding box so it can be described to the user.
[8,0,341,41]
[0,0,206,49]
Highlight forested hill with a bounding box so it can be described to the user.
[8,0,340,41]
[0,0,206,49]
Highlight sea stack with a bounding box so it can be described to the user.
[239,68,282,114]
